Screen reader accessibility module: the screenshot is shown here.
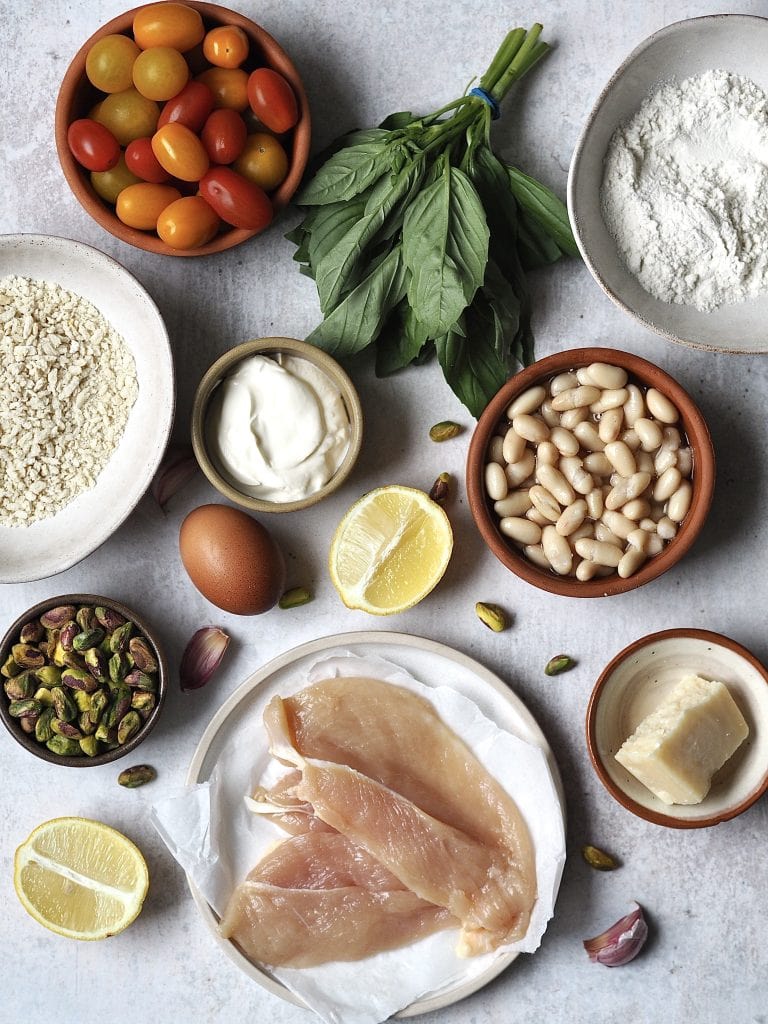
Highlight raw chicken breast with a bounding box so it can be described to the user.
[248,770,335,836]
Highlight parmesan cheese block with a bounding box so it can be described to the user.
[615,675,749,805]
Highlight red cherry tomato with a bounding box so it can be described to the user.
[200,108,247,164]
[67,118,120,172]
[198,167,272,230]
[125,137,171,182]
[158,80,215,132]
[246,68,298,134]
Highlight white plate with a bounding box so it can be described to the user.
[185,631,566,1019]
[568,14,768,353]
[0,234,174,582]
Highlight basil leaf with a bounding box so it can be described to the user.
[375,301,431,376]
[482,260,520,354]
[516,210,564,269]
[379,111,419,130]
[297,138,392,206]
[507,165,578,256]
[306,247,408,358]
[403,160,489,337]
[435,304,507,418]
[307,200,368,268]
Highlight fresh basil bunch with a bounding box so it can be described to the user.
[288,25,577,417]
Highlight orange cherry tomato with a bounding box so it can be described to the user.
[157,195,220,249]
[132,46,189,101]
[233,132,288,191]
[93,88,159,146]
[158,80,215,131]
[91,155,141,204]
[202,25,249,69]
[246,68,298,133]
[200,108,247,164]
[116,183,182,229]
[198,167,272,230]
[125,137,171,182]
[195,67,249,111]
[132,3,204,52]
[151,123,210,181]
[85,34,140,93]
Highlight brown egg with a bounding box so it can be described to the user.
[179,504,286,615]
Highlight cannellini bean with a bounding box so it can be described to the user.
[621,429,641,451]
[576,559,601,581]
[618,547,646,579]
[604,440,636,477]
[573,421,604,452]
[550,372,578,396]
[560,406,589,429]
[635,451,655,476]
[586,488,604,519]
[560,456,594,495]
[657,516,678,540]
[526,507,550,526]
[622,498,651,521]
[646,388,679,424]
[587,362,628,389]
[537,441,559,467]
[529,485,562,522]
[570,521,596,542]
[602,509,635,539]
[494,492,532,517]
[536,464,576,506]
[627,528,650,552]
[540,399,560,428]
[605,479,630,511]
[598,407,624,443]
[556,498,588,536]
[500,517,542,545]
[485,462,508,500]
[502,428,526,465]
[660,426,682,451]
[677,447,693,477]
[576,366,597,386]
[627,471,652,499]
[574,538,623,567]
[646,532,665,556]
[487,435,505,465]
[667,481,692,523]
[505,450,535,486]
[591,388,629,414]
[595,522,623,547]
[639,518,657,532]
[653,466,682,502]
[623,384,645,426]
[634,417,663,452]
[550,426,580,456]
[583,452,613,477]
[654,448,677,475]
[524,544,550,569]
[551,385,602,411]
[542,525,573,575]
[507,385,546,418]
[513,413,549,443]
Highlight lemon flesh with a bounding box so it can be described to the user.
[14,816,149,940]
[329,486,453,614]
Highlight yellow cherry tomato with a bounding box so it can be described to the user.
[195,67,249,111]
[157,195,220,249]
[90,155,141,204]
[202,26,249,69]
[116,182,182,229]
[86,34,140,93]
[233,132,288,191]
[132,3,204,52]
[132,46,189,101]
[151,123,209,182]
[93,88,159,146]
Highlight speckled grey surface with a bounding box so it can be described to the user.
[1,2,767,1022]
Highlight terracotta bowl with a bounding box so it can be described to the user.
[466,347,715,598]
[586,629,768,828]
[191,337,363,513]
[0,595,167,767]
[55,1,311,257]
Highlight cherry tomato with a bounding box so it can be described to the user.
[67,119,120,172]
[200,108,247,164]
[195,67,249,111]
[85,34,140,93]
[157,195,220,249]
[90,155,141,204]
[125,137,171,182]
[132,3,204,52]
[158,80,215,131]
[233,132,288,191]
[198,167,272,230]
[151,123,209,181]
[93,88,159,146]
[202,26,249,69]
[246,68,298,133]
[116,182,182,229]
[132,46,189,101]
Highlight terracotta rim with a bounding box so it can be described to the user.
[567,14,768,354]
[586,628,768,828]
[191,337,364,513]
[54,1,311,258]
[0,594,167,767]
[466,347,716,598]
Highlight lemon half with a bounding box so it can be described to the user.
[329,485,453,615]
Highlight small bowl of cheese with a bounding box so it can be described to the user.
[586,629,768,827]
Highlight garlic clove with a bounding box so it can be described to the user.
[583,902,648,966]
[152,445,199,512]
[180,627,230,692]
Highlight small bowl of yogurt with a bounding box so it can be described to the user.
[191,338,363,513]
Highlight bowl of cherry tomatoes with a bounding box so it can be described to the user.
[55,1,311,256]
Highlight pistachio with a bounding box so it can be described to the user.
[51,641,67,668]
[95,606,126,632]
[131,690,156,713]
[94,721,117,744]
[125,669,156,692]
[474,602,507,632]
[61,667,98,693]
[8,698,43,718]
[109,652,130,686]
[51,718,82,740]
[73,690,92,713]
[38,630,58,660]
[46,735,81,756]
[19,621,43,644]
[545,654,575,676]
[279,587,312,610]
[582,845,618,871]
[76,606,98,632]
[429,420,462,442]
[118,764,156,788]
[36,665,62,687]
[11,644,45,670]
[35,707,55,743]
[109,621,133,653]
[104,687,131,728]
[84,647,108,682]
[20,717,36,734]
[429,471,451,506]
[116,710,141,745]
[51,686,77,723]
[128,637,157,674]
[89,689,109,726]
[79,735,100,757]
[78,712,97,737]
[61,650,87,672]
[4,671,37,701]
[39,605,77,630]
[73,628,105,652]
[1,654,21,679]
[59,621,79,651]
[33,687,54,707]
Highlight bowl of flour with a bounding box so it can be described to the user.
[568,14,768,353]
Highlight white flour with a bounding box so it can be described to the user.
[601,69,768,312]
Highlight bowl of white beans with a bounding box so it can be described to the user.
[466,347,715,597]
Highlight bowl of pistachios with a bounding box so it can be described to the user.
[0,594,167,767]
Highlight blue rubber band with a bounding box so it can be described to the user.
[469,87,500,120]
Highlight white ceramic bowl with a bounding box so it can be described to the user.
[0,234,174,582]
[587,629,768,828]
[568,14,768,353]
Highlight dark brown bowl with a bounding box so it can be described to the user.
[55,1,311,257]
[466,347,716,598]
[0,594,167,767]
